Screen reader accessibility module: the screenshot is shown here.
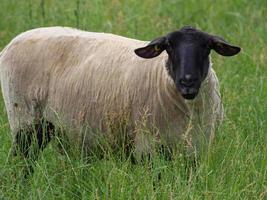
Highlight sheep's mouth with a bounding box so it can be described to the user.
[181,93,197,100]
[180,87,198,100]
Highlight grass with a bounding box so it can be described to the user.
[0,0,266,199]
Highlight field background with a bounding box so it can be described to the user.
[0,0,266,199]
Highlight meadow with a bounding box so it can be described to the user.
[0,0,266,199]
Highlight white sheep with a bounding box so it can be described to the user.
[0,26,240,160]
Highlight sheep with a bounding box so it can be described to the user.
[0,26,240,161]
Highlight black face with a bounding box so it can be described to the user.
[165,30,212,99]
[134,26,241,100]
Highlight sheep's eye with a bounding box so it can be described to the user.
[201,43,209,49]
[203,48,211,56]
[166,45,174,53]
[154,45,161,52]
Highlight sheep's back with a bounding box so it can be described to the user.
[0,27,170,132]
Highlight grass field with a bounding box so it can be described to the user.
[0,0,266,199]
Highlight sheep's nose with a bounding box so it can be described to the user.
[180,74,194,87]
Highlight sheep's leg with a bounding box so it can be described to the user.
[12,120,54,175]
[12,127,35,176]
[13,120,54,158]
[35,120,55,152]
[12,128,33,158]
[133,132,154,162]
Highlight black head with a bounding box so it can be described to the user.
[134,26,241,100]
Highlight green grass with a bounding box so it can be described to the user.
[0,0,266,199]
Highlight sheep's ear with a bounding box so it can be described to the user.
[210,36,241,56]
[134,37,167,59]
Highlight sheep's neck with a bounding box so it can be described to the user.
[155,56,190,118]
[156,56,213,117]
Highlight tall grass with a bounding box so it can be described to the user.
[0,0,266,199]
